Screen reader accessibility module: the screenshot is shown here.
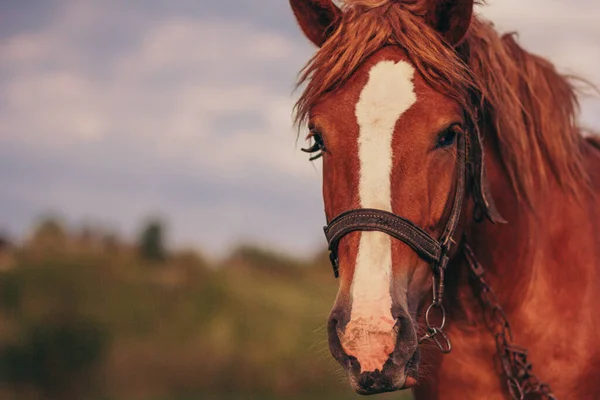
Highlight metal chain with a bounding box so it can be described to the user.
[463,242,557,400]
[419,253,452,354]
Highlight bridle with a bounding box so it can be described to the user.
[323,128,468,353]
[320,126,558,399]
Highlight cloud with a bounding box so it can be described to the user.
[0,0,323,256]
[0,0,598,257]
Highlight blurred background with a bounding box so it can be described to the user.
[0,0,598,399]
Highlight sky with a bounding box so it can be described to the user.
[1,0,599,258]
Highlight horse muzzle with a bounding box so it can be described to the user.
[327,307,420,394]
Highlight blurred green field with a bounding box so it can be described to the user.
[0,218,412,400]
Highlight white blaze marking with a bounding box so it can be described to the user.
[342,60,416,372]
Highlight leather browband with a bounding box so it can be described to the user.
[323,132,467,278]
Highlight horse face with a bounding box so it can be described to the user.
[290,0,476,394]
[307,47,464,393]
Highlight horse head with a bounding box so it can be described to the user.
[290,0,505,394]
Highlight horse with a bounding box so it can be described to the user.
[288,1,600,398]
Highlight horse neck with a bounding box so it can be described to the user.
[418,139,600,399]
[462,151,539,312]
[461,145,593,314]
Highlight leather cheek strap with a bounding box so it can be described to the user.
[470,128,507,224]
[323,133,467,278]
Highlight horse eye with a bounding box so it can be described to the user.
[436,127,458,148]
[301,130,326,161]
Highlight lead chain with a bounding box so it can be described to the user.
[464,243,557,400]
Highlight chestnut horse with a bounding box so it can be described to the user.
[289,0,600,399]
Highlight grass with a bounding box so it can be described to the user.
[0,230,412,400]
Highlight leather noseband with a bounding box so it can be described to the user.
[323,132,467,278]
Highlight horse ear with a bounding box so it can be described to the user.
[289,0,341,47]
[425,0,474,46]
[471,130,507,224]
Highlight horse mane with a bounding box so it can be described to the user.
[295,0,590,203]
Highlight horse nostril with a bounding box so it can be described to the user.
[328,309,350,339]
[359,372,375,389]
[328,311,351,366]
[327,313,337,328]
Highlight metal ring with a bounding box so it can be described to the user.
[432,328,452,354]
[425,302,446,331]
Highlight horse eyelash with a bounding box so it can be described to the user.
[301,130,326,161]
